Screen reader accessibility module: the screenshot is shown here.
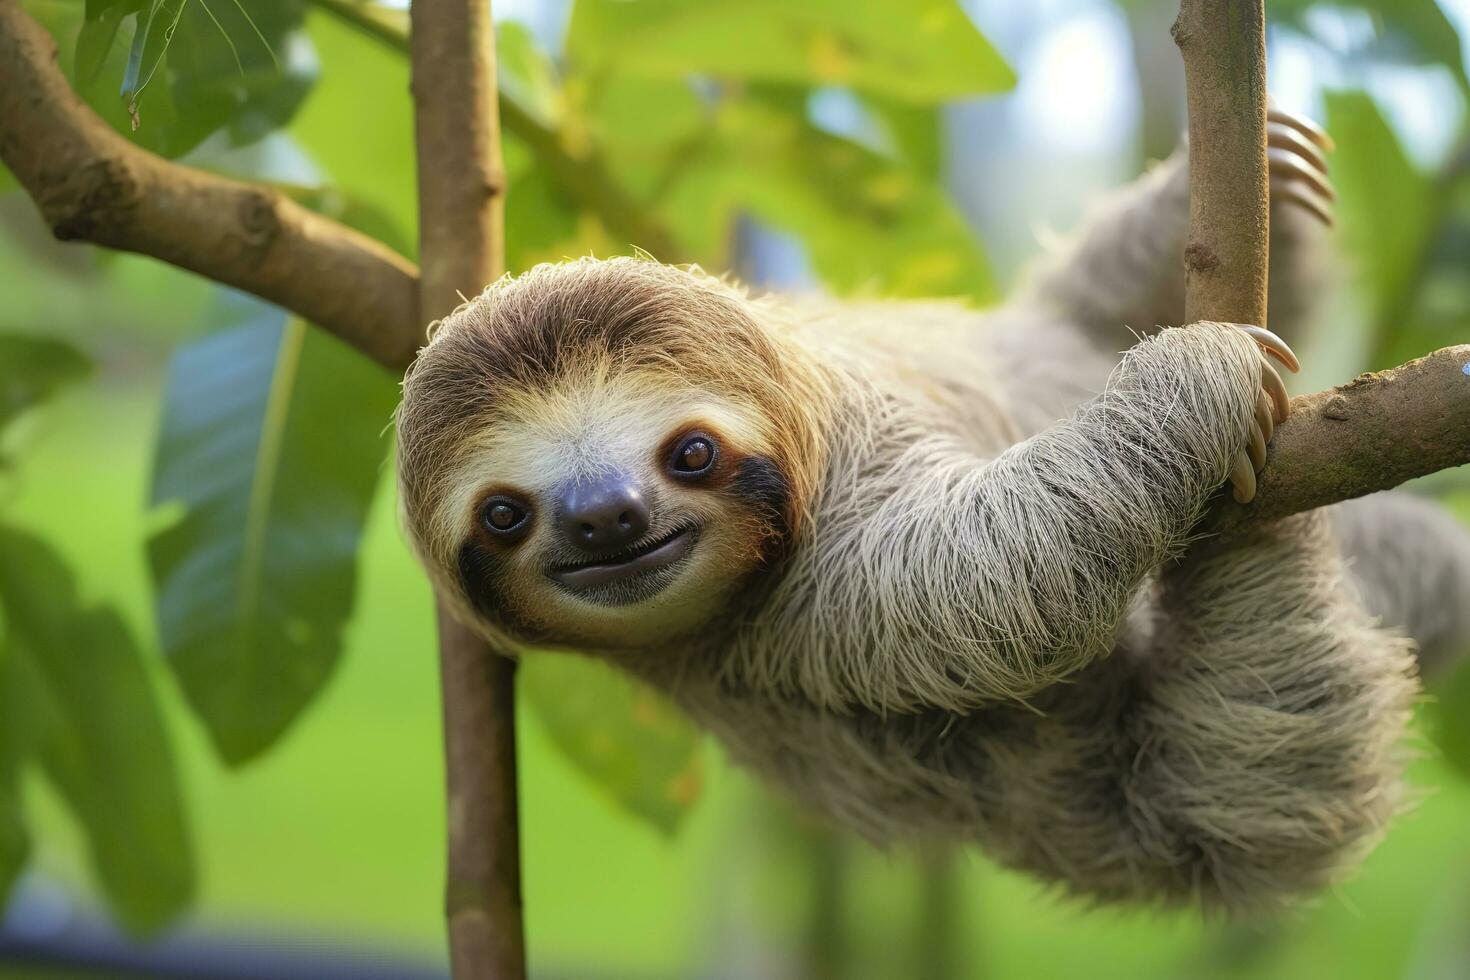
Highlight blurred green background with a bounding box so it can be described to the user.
[2,0,1470,977]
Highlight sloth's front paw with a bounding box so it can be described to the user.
[1269,104,1335,226]
[1226,324,1299,504]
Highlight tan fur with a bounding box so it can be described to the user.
[396,144,1470,912]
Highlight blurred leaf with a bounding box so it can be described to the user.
[30,0,314,157]
[521,653,704,835]
[863,95,943,180]
[148,302,396,765]
[1272,0,1468,89]
[0,525,193,934]
[274,183,414,258]
[0,632,26,911]
[1324,90,1438,366]
[291,8,417,250]
[75,0,138,84]
[0,757,24,911]
[498,20,560,127]
[567,0,1014,104]
[1428,655,1470,782]
[660,93,993,299]
[0,334,92,436]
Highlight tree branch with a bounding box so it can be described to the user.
[1174,0,1269,328]
[0,0,421,370]
[408,1,525,977]
[1209,346,1470,533]
[1173,1,1469,529]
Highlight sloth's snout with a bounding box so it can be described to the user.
[558,474,651,554]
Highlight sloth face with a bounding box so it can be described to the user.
[397,257,824,651]
[419,373,794,650]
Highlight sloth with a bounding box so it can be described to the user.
[396,108,1470,911]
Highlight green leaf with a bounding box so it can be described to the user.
[1324,90,1439,366]
[32,0,314,157]
[1428,655,1470,782]
[567,0,1014,104]
[1272,0,1467,90]
[148,301,397,764]
[498,20,560,128]
[660,93,994,300]
[0,633,27,910]
[75,0,139,84]
[0,333,92,435]
[0,757,25,912]
[521,653,704,835]
[0,525,193,934]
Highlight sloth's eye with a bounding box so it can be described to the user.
[671,434,717,476]
[480,496,530,536]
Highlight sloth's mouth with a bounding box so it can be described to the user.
[548,524,698,597]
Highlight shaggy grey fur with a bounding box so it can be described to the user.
[398,143,1470,913]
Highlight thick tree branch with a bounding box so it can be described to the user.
[409,2,525,978]
[0,0,421,369]
[1209,346,1470,533]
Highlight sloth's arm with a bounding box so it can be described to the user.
[812,323,1269,713]
[1013,109,1333,352]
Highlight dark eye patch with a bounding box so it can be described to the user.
[731,455,793,561]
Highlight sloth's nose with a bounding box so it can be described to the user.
[558,475,651,554]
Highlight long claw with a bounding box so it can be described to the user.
[1268,147,1337,200]
[1267,122,1329,173]
[1263,359,1291,423]
[1268,106,1335,152]
[1255,389,1274,442]
[1247,421,1267,470]
[1271,179,1335,226]
[1233,323,1300,373]
[1230,451,1257,503]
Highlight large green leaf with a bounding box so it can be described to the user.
[566,0,1014,104]
[26,0,314,158]
[0,333,91,435]
[521,653,704,835]
[0,525,193,934]
[1324,91,1441,367]
[148,302,397,765]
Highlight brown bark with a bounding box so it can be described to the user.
[1172,0,1470,527]
[1209,346,1470,533]
[0,0,421,369]
[1173,0,1270,328]
[408,1,525,978]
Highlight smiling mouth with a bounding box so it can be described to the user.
[548,525,698,595]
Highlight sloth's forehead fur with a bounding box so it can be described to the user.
[395,256,829,561]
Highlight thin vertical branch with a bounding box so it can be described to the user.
[1174,0,1269,326]
[408,2,523,978]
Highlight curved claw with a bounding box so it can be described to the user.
[1255,389,1275,443]
[1268,122,1329,173]
[1272,179,1335,226]
[1230,450,1258,504]
[1234,323,1300,373]
[1247,420,1267,470]
[1268,106,1335,152]
[1268,147,1337,200]
[1263,358,1291,423]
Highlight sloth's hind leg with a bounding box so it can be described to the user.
[1129,510,1418,907]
